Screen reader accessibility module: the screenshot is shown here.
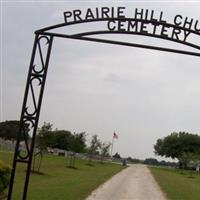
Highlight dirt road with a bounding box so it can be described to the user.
[86,164,166,200]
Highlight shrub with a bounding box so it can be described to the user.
[0,160,10,194]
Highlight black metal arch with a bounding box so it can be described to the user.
[74,31,200,50]
[8,15,200,200]
[36,18,200,36]
[36,18,200,57]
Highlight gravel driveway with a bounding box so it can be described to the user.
[86,164,166,200]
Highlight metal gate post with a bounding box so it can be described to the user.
[7,34,53,200]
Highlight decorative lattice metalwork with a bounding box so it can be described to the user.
[8,34,53,200]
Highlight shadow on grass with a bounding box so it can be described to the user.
[31,170,45,175]
[66,166,78,170]
[86,163,95,167]
[187,176,195,179]
[178,169,196,179]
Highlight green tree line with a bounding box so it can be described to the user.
[0,121,111,169]
[154,132,200,169]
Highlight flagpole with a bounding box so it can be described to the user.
[110,135,114,158]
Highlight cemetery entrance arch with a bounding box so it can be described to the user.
[7,7,200,200]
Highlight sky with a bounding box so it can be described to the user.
[1,0,200,160]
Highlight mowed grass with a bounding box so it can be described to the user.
[1,151,124,200]
[149,166,200,200]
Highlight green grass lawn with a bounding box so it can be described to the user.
[149,166,200,200]
[1,151,124,200]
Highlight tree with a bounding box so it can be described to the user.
[99,142,111,163]
[113,152,121,159]
[70,132,86,153]
[154,132,200,169]
[33,122,54,172]
[144,158,159,166]
[0,120,29,141]
[127,157,143,164]
[36,122,54,151]
[68,132,87,168]
[87,134,101,165]
[52,130,72,150]
[36,122,76,151]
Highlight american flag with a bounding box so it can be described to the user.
[113,132,118,139]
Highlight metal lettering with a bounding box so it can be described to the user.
[107,20,116,31]
[171,28,181,40]
[85,8,95,20]
[183,30,191,42]
[101,7,111,18]
[95,7,99,19]
[127,20,138,32]
[135,8,143,19]
[174,15,183,26]
[73,9,82,21]
[117,7,126,18]
[144,9,149,20]
[159,12,166,23]
[160,24,170,38]
[118,20,126,32]
[140,22,148,34]
[63,11,72,23]
[183,17,194,29]
[150,10,158,22]
[152,23,160,34]
[194,20,200,32]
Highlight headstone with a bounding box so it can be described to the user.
[196,165,200,172]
